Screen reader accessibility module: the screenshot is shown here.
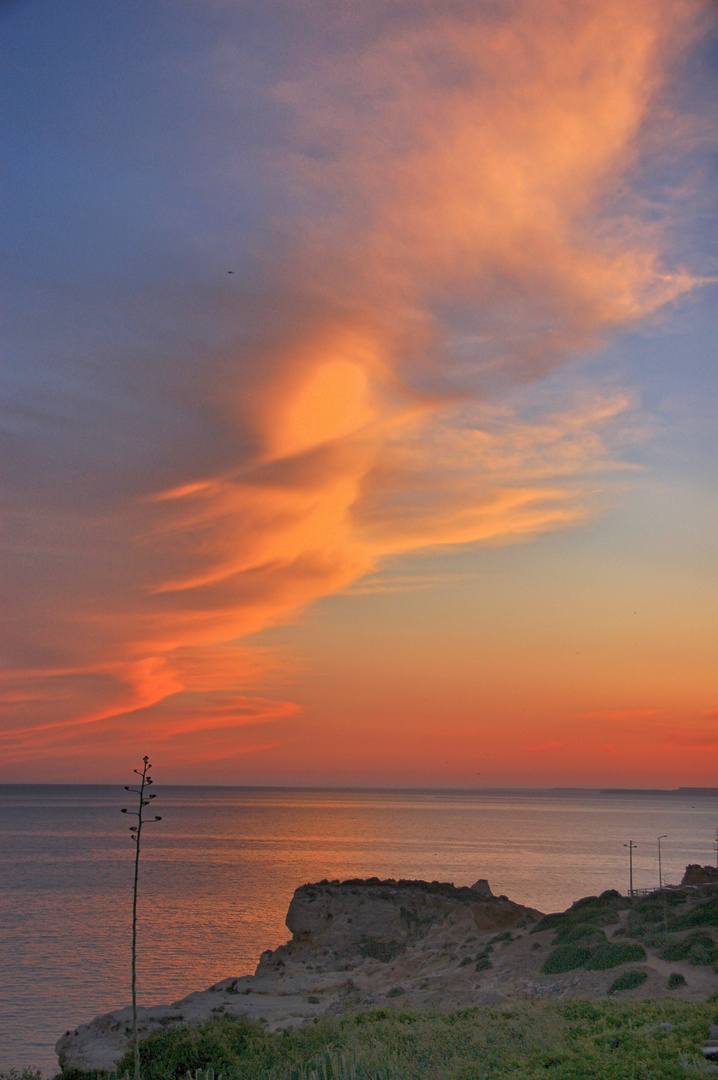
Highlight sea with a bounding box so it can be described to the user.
[2,784,718,1075]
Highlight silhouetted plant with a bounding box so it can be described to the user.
[121,756,161,1080]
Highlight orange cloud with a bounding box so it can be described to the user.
[2,0,711,776]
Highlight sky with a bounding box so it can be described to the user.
[2,0,717,787]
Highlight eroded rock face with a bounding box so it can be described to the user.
[56,877,538,1072]
[264,877,534,969]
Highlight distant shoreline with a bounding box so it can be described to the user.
[600,788,718,796]
[2,783,718,794]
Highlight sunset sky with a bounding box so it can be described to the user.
[3,0,717,786]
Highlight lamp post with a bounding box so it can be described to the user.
[657,835,667,890]
[624,840,637,898]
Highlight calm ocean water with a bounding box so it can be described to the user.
[2,784,718,1074]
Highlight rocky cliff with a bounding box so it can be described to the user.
[55,876,538,1072]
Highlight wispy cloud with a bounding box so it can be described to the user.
[1,0,711,774]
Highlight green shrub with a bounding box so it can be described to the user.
[530,912,565,934]
[542,938,646,975]
[357,938,404,963]
[668,972,687,988]
[475,955,492,971]
[386,987,405,998]
[572,891,623,910]
[668,895,718,932]
[553,923,607,946]
[585,943,646,970]
[531,892,627,938]
[626,890,690,941]
[622,928,665,949]
[0,1072,44,1080]
[541,945,592,973]
[607,970,648,995]
[662,930,718,966]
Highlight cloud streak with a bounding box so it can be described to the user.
[1,0,711,775]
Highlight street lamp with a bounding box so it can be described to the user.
[657,835,667,890]
[624,840,637,898]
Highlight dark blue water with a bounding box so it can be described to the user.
[2,784,717,1074]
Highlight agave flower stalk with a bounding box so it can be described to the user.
[121,757,161,1080]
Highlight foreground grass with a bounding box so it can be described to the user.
[53,999,718,1080]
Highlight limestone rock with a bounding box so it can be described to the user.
[273,876,530,963]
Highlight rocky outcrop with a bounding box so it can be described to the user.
[55,876,539,1072]
[259,876,533,974]
[680,865,718,886]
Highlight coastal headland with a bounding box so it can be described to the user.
[56,871,718,1073]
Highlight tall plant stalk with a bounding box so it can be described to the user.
[121,757,161,1080]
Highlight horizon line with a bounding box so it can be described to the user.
[2,782,718,794]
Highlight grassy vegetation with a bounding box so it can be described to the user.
[540,945,593,974]
[534,887,718,977]
[541,941,647,974]
[614,890,718,970]
[662,931,718,966]
[531,891,629,940]
[621,890,718,941]
[53,999,718,1080]
[584,943,647,970]
[531,893,631,976]
[668,895,718,933]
